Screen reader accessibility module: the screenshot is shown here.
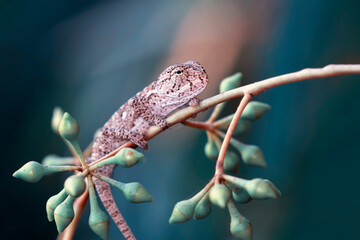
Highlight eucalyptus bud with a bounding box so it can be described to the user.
[58,112,80,141]
[88,178,109,240]
[91,148,144,170]
[54,196,74,233]
[214,115,251,135]
[13,161,48,183]
[51,107,64,133]
[241,101,271,121]
[204,140,219,160]
[220,73,242,93]
[230,139,267,168]
[224,151,240,172]
[46,189,68,222]
[244,178,281,200]
[209,184,231,208]
[64,175,86,198]
[97,175,153,203]
[169,199,198,224]
[121,182,153,203]
[226,181,252,203]
[228,200,252,240]
[193,193,211,220]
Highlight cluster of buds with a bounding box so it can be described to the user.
[170,73,281,240]
[204,73,271,172]
[13,109,152,239]
[169,175,281,239]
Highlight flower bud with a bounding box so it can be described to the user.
[13,161,47,183]
[64,175,86,198]
[88,178,109,240]
[92,148,144,169]
[121,182,153,203]
[169,199,197,224]
[46,189,67,222]
[209,184,231,208]
[214,115,251,135]
[230,140,267,168]
[220,73,242,93]
[226,181,252,203]
[58,112,80,141]
[51,107,64,133]
[193,193,211,220]
[244,179,281,200]
[204,140,219,160]
[224,151,240,172]
[241,101,271,121]
[228,200,252,240]
[54,196,74,233]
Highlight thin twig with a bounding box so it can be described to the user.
[214,94,252,182]
[182,120,213,130]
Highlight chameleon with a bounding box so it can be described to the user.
[87,60,208,239]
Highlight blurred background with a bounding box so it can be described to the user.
[2,0,360,239]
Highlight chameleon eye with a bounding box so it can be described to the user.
[176,70,182,75]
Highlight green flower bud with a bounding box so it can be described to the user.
[58,112,80,141]
[228,200,252,240]
[169,199,197,224]
[220,73,242,93]
[13,161,78,183]
[94,175,153,203]
[241,101,271,121]
[193,193,211,220]
[226,181,252,203]
[232,188,252,204]
[214,115,251,135]
[64,175,86,198]
[209,184,231,208]
[244,179,281,200]
[224,151,240,172]
[54,196,74,233]
[121,182,153,203]
[88,178,109,240]
[233,119,251,135]
[51,107,64,133]
[13,161,47,183]
[204,140,219,160]
[230,140,267,168]
[91,148,144,169]
[46,189,68,222]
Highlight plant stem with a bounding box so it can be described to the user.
[182,120,213,130]
[214,94,252,181]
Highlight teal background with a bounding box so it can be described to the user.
[2,0,360,239]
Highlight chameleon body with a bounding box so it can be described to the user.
[88,61,208,239]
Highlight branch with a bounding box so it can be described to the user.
[89,64,360,167]
[214,94,252,180]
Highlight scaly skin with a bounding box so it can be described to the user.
[87,61,208,239]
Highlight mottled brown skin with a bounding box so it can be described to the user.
[88,61,208,239]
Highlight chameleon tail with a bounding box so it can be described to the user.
[93,176,136,240]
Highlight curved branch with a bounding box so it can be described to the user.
[89,64,360,167]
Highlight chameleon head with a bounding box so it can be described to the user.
[156,60,208,100]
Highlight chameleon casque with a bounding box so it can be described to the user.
[87,60,208,239]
